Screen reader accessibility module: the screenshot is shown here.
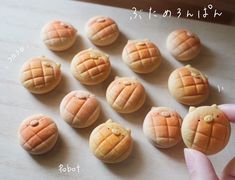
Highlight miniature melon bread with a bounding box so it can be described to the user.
[182,104,231,155]
[89,119,133,163]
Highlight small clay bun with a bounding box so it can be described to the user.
[168,65,209,106]
[166,29,201,61]
[20,56,62,94]
[85,16,119,46]
[41,20,77,51]
[71,48,111,85]
[182,105,231,155]
[143,107,182,148]
[60,90,100,128]
[106,77,146,113]
[122,39,161,74]
[89,119,133,163]
[18,114,59,155]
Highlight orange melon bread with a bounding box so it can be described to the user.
[143,107,182,148]
[71,48,111,85]
[168,65,209,106]
[122,39,162,74]
[41,20,77,51]
[106,77,146,113]
[19,56,61,94]
[166,29,201,61]
[18,114,59,155]
[85,16,119,46]
[60,90,100,128]
[89,119,133,163]
[182,105,231,155]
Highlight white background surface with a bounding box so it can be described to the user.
[0,0,235,179]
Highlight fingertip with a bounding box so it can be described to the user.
[219,104,235,123]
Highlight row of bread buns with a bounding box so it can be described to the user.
[19,57,209,107]
[18,103,231,163]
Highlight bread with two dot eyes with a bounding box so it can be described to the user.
[122,39,161,74]
[106,77,146,113]
[71,48,111,85]
[89,119,133,163]
[166,29,201,61]
[168,65,209,106]
[19,56,62,94]
[143,107,182,148]
[18,114,59,155]
[41,20,77,51]
[181,105,231,155]
[85,16,119,46]
[60,90,100,128]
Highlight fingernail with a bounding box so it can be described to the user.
[184,148,196,174]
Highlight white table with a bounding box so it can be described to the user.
[0,0,234,179]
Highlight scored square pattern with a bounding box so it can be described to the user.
[76,53,108,79]
[150,114,181,142]
[91,21,117,41]
[23,60,55,88]
[176,69,208,96]
[190,120,228,152]
[43,22,74,43]
[127,43,158,67]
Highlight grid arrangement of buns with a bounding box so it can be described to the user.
[18,17,232,163]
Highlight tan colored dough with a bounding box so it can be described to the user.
[89,119,133,163]
[60,90,100,128]
[71,48,111,85]
[168,65,209,105]
[143,107,182,148]
[41,20,77,51]
[19,56,62,94]
[18,114,59,155]
[85,16,119,46]
[122,39,161,74]
[182,105,231,155]
[166,29,201,61]
[106,77,146,113]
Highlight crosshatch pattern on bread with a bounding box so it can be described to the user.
[20,57,61,94]
[18,115,58,155]
[143,107,182,148]
[89,120,133,163]
[60,90,100,128]
[85,16,119,46]
[182,105,231,155]
[71,49,111,85]
[106,77,146,113]
[122,40,161,73]
[41,20,77,51]
[167,29,201,61]
[168,65,209,105]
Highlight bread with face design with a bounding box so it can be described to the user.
[182,104,231,155]
[143,107,182,148]
[106,77,146,113]
[89,119,133,163]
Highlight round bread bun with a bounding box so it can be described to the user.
[168,65,209,106]
[20,56,62,94]
[122,39,161,74]
[106,77,146,113]
[85,16,119,46]
[166,29,201,61]
[71,48,111,85]
[41,20,77,51]
[60,90,100,128]
[143,107,182,148]
[182,105,231,155]
[18,114,59,155]
[89,119,133,163]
